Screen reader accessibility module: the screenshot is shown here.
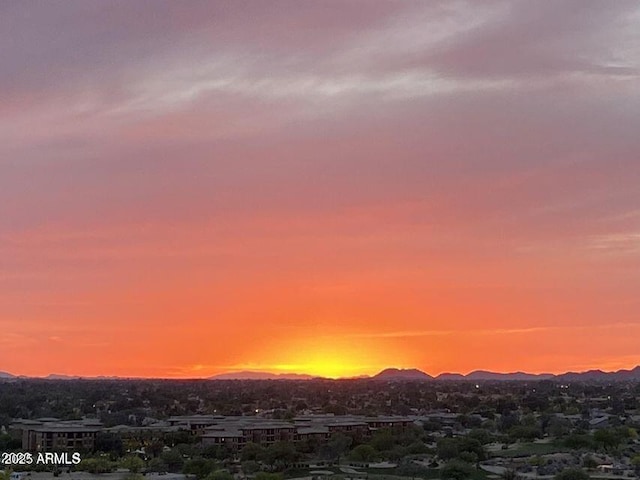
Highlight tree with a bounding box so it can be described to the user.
[582,456,598,470]
[125,474,145,480]
[397,425,427,446]
[205,471,234,480]
[202,445,232,461]
[255,473,283,480]
[241,442,266,462]
[437,436,485,463]
[121,455,145,473]
[80,457,115,474]
[631,455,640,474]
[242,461,260,474]
[499,413,521,432]
[386,445,408,462]
[396,461,432,479]
[459,451,478,465]
[555,469,589,480]
[458,437,486,462]
[260,441,298,470]
[593,428,631,452]
[148,440,165,458]
[370,429,395,452]
[458,415,482,429]
[147,457,169,473]
[423,420,442,432]
[326,433,352,463]
[182,458,218,479]
[94,432,125,458]
[407,441,429,454]
[547,418,571,438]
[160,449,185,472]
[563,434,595,450]
[436,438,459,460]
[468,428,492,445]
[349,444,378,463]
[508,425,542,442]
[441,461,474,480]
[296,437,321,455]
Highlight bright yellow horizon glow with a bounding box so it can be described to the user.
[269,361,368,379]
[246,336,413,379]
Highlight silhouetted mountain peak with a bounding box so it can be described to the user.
[373,368,433,380]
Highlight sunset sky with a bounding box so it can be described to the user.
[1,1,640,379]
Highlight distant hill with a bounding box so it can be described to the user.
[375,368,552,382]
[45,374,82,380]
[209,371,316,380]
[557,369,607,382]
[0,371,15,379]
[436,368,640,382]
[464,370,555,381]
[376,367,640,382]
[557,366,640,382]
[373,368,433,381]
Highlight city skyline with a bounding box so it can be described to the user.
[2,1,640,379]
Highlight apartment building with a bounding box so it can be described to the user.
[10,418,102,452]
[200,414,412,451]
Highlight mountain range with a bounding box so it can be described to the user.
[371,368,554,381]
[436,370,555,381]
[1,366,639,382]
[372,366,640,382]
[555,366,640,382]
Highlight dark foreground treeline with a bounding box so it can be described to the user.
[1,378,640,480]
[1,378,639,426]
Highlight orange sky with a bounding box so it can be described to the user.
[1,2,640,378]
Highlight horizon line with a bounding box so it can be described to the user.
[3,363,640,381]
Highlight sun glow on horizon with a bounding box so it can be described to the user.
[243,336,413,379]
[218,363,379,379]
[270,361,370,379]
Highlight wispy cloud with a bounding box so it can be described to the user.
[586,233,640,255]
[340,322,640,339]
